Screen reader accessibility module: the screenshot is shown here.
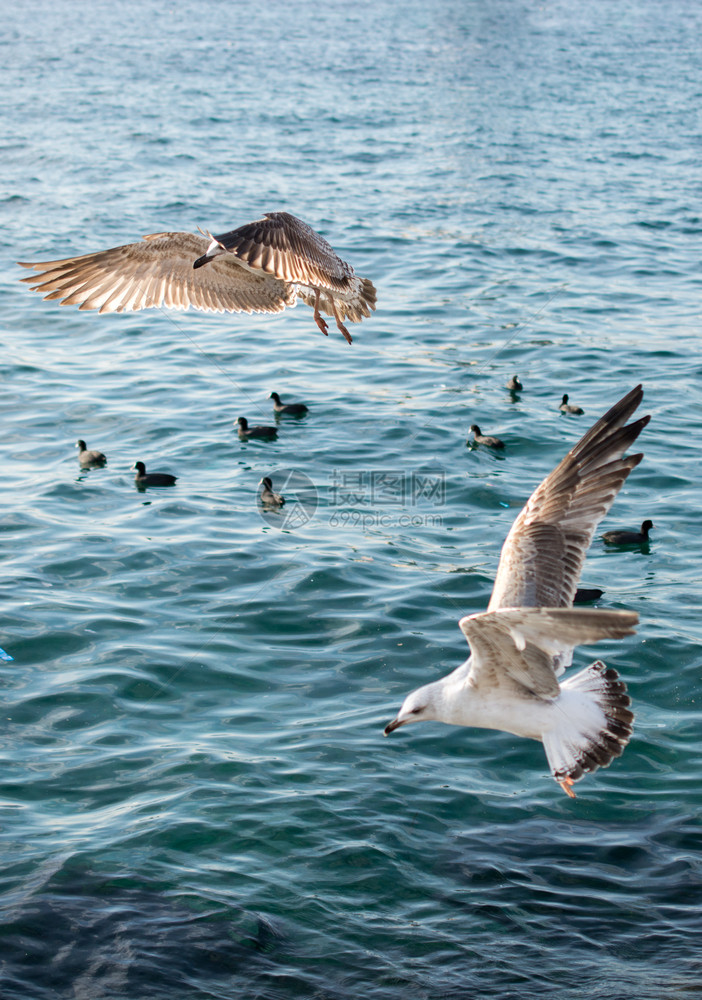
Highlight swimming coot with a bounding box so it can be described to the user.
[573,587,604,603]
[76,439,106,467]
[559,394,584,414]
[269,392,308,416]
[133,461,177,487]
[602,520,654,545]
[237,417,278,440]
[259,476,285,506]
[468,424,505,449]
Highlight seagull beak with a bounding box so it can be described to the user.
[383,717,405,736]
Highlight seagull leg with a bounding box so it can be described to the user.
[558,776,577,798]
[331,299,353,345]
[312,288,329,337]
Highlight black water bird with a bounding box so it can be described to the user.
[237,416,278,440]
[603,519,654,545]
[574,588,604,603]
[259,477,285,506]
[560,394,584,414]
[506,375,523,392]
[76,439,106,467]
[269,392,308,416]
[468,424,505,449]
[133,461,177,487]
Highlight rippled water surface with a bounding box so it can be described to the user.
[2,1,702,997]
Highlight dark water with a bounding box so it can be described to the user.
[2,0,702,996]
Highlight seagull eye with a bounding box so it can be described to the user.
[411,706,423,715]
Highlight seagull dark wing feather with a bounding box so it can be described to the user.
[488,386,649,610]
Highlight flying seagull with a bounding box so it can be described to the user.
[385,385,649,797]
[18,211,376,345]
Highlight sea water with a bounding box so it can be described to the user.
[1,1,701,996]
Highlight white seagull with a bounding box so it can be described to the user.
[385,385,649,797]
[18,211,376,345]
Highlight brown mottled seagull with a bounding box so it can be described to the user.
[18,212,377,345]
[385,385,649,797]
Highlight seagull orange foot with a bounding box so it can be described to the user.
[558,777,577,798]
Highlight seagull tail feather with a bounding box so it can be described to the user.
[542,660,634,795]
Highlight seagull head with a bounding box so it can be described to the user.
[193,228,228,269]
[384,682,440,735]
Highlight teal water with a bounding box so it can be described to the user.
[2,1,702,996]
